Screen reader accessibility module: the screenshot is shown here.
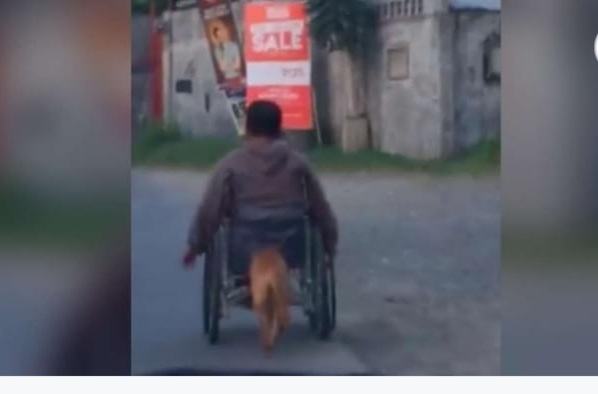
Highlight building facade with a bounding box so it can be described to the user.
[136,0,501,159]
[361,0,500,158]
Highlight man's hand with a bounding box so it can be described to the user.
[182,248,197,269]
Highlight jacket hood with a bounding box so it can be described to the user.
[244,138,291,176]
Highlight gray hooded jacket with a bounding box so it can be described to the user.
[187,137,338,259]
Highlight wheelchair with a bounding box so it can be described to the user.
[202,212,336,344]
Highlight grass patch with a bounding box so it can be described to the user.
[133,123,499,175]
[308,139,499,175]
[133,122,239,168]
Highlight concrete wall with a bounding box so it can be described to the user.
[167,8,234,138]
[367,13,448,159]
[363,1,500,159]
[164,3,244,138]
[157,1,501,158]
[313,0,452,153]
[132,15,151,132]
[452,11,501,151]
[439,12,457,156]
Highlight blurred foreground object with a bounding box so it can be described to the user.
[502,0,598,375]
[0,0,130,375]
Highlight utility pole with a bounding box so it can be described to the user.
[167,0,175,123]
[149,0,164,122]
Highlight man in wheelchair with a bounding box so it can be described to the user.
[182,100,338,294]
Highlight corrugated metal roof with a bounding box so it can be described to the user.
[450,0,501,10]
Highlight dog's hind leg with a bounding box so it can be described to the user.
[261,285,276,353]
[252,277,271,353]
[258,309,272,353]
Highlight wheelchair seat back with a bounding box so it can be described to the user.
[227,203,307,276]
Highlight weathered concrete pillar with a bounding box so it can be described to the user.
[327,49,370,152]
[341,116,369,152]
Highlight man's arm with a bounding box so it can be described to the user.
[304,165,338,259]
[186,165,232,260]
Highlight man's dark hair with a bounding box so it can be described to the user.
[245,100,282,138]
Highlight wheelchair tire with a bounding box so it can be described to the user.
[207,271,221,344]
[204,236,223,345]
[329,262,337,331]
[202,253,210,335]
[308,228,334,340]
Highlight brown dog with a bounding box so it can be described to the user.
[249,247,291,353]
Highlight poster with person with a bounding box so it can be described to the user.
[198,0,246,95]
[198,0,246,135]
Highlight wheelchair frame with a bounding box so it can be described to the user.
[202,217,336,344]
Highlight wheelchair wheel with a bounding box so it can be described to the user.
[202,254,210,335]
[329,262,337,331]
[203,236,223,344]
[308,227,335,340]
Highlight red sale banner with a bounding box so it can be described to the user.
[244,1,313,131]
